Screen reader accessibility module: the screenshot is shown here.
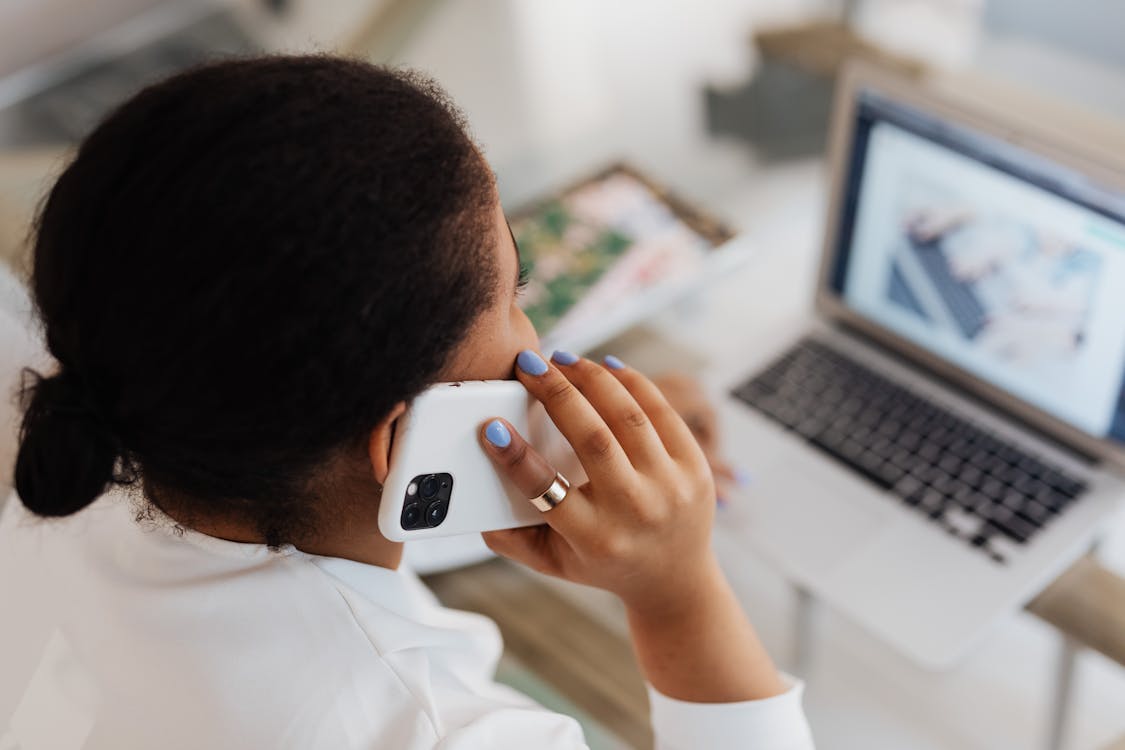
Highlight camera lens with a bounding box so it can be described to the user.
[426,501,447,527]
[401,503,422,529]
[419,475,440,500]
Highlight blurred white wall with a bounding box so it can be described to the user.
[855,0,983,69]
[393,0,822,202]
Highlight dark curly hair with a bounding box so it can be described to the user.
[14,55,498,546]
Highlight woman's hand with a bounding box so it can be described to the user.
[480,350,718,618]
[480,350,785,702]
[652,372,738,498]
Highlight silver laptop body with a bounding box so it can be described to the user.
[716,64,1125,669]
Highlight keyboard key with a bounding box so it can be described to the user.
[894,475,924,499]
[1017,500,1051,528]
[1045,471,1087,499]
[950,483,977,511]
[878,463,906,487]
[986,504,1014,525]
[931,474,958,496]
[1017,455,1047,478]
[869,438,896,460]
[1033,486,1072,514]
[808,435,894,490]
[944,507,980,537]
[979,478,1006,501]
[794,418,825,439]
[1000,491,1026,512]
[898,431,923,451]
[960,465,983,487]
[938,454,963,475]
[888,449,917,472]
[876,421,900,439]
[918,442,942,462]
[990,515,1036,544]
[1011,475,1039,496]
[857,450,883,473]
[968,451,995,472]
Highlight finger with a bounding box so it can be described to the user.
[651,372,700,405]
[600,356,706,466]
[685,413,714,448]
[690,401,720,446]
[709,454,737,484]
[511,350,633,481]
[479,417,593,533]
[482,525,572,578]
[549,351,669,470]
[653,372,717,441]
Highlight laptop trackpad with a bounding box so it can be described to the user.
[741,456,891,577]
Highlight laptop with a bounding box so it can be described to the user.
[716,64,1125,669]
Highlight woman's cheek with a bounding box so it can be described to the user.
[512,305,540,351]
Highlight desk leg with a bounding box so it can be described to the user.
[793,586,818,677]
[1043,537,1105,750]
[1046,635,1079,750]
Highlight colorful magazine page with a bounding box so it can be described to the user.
[509,164,732,343]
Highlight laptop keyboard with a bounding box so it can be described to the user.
[731,338,1089,564]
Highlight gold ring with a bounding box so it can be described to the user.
[529,472,570,512]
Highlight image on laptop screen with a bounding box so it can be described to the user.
[829,91,1125,445]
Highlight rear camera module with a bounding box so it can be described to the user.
[402,473,453,530]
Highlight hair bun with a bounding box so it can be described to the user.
[14,370,120,517]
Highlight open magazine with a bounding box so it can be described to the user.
[509,164,732,344]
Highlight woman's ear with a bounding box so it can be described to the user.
[368,402,407,485]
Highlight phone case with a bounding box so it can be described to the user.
[378,380,545,541]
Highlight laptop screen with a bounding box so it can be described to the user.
[829,90,1125,446]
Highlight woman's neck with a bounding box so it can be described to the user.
[187,515,405,569]
[295,517,405,569]
[147,480,405,569]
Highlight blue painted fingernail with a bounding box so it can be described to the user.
[516,350,549,376]
[735,468,753,487]
[485,419,511,448]
[603,355,625,370]
[551,350,579,366]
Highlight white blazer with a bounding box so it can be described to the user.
[0,490,814,749]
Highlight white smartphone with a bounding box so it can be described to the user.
[378,380,546,542]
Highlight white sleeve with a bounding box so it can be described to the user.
[648,674,815,750]
[431,675,812,750]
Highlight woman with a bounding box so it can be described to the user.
[1,56,813,749]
